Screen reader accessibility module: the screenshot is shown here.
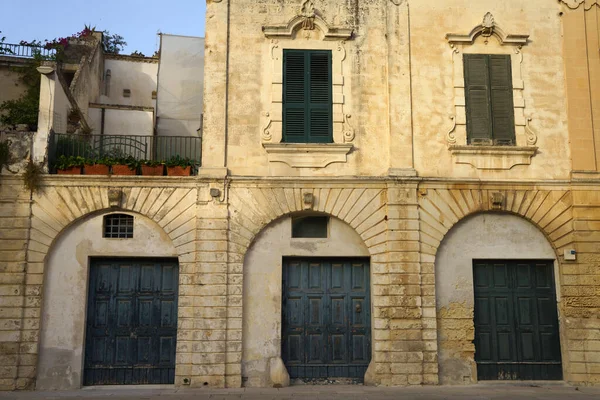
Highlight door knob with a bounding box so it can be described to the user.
[355,303,362,313]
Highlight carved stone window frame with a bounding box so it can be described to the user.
[444,13,539,170]
[261,12,355,168]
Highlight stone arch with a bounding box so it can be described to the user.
[27,185,198,389]
[29,185,198,263]
[241,212,371,387]
[418,187,574,384]
[226,185,388,386]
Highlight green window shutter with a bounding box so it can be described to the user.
[283,51,307,143]
[283,50,332,143]
[464,54,493,144]
[308,51,332,143]
[489,55,516,145]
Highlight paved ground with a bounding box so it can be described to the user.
[1,384,600,400]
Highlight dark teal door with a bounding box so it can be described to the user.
[282,258,371,380]
[473,260,562,380]
[84,258,179,385]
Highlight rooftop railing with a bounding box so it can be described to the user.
[0,43,56,58]
[48,133,202,174]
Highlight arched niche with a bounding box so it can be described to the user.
[434,212,561,384]
[36,211,178,390]
[241,213,369,387]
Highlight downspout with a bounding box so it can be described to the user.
[224,0,231,169]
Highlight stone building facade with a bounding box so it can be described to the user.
[0,0,599,391]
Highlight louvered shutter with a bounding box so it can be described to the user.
[464,54,493,144]
[283,50,332,143]
[308,51,332,143]
[489,55,516,145]
[283,51,307,143]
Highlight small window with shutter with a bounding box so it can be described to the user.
[283,50,333,143]
[463,54,515,145]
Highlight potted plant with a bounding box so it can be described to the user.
[165,156,194,176]
[140,159,164,176]
[55,155,84,175]
[112,156,138,176]
[84,156,111,175]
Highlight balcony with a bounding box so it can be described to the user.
[0,43,56,58]
[48,133,202,176]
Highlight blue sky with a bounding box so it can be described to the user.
[1,1,206,56]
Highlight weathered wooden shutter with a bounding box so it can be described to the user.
[464,54,493,144]
[283,50,332,143]
[489,55,515,145]
[283,51,307,143]
[308,51,332,143]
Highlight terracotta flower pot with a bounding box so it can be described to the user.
[84,164,109,175]
[57,166,81,175]
[141,165,164,176]
[166,166,191,176]
[112,164,136,176]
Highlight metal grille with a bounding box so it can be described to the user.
[103,214,134,239]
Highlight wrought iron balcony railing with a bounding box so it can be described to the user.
[0,43,56,58]
[48,133,202,174]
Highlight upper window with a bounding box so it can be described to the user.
[103,214,133,238]
[463,54,515,145]
[283,50,332,143]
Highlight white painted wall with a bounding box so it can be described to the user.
[156,34,204,137]
[99,59,158,108]
[36,212,178,391]
[88,108,154,137]
[242,215,370,387]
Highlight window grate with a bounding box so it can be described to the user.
[103,214,134,238]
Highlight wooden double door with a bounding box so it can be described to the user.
[84,258,179,385]
[473,260,562,380]
[282,258,371,380]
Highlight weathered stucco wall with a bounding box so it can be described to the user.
[36,212,178,390]
[202,0,570,179]
[242,215,370,387]
[435,213,557,384]
[410,1,570,180]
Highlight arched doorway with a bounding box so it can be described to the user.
[36,211,180,390]
[241,213,371,386]
[435,213,563,383]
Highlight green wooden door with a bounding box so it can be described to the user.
[473,260,562,380]
[282,258,371,380]
[84,258,179,385]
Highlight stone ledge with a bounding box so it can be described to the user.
[263,143,353,168]
[448,145,537,170]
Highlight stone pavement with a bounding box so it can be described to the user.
[1,384,600,400]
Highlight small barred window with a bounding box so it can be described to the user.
[292,216,329,238]
[103,214,134,238]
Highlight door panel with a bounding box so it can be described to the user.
[84,258,179,385]
[282,258,371,380]
[473,260,562,381]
